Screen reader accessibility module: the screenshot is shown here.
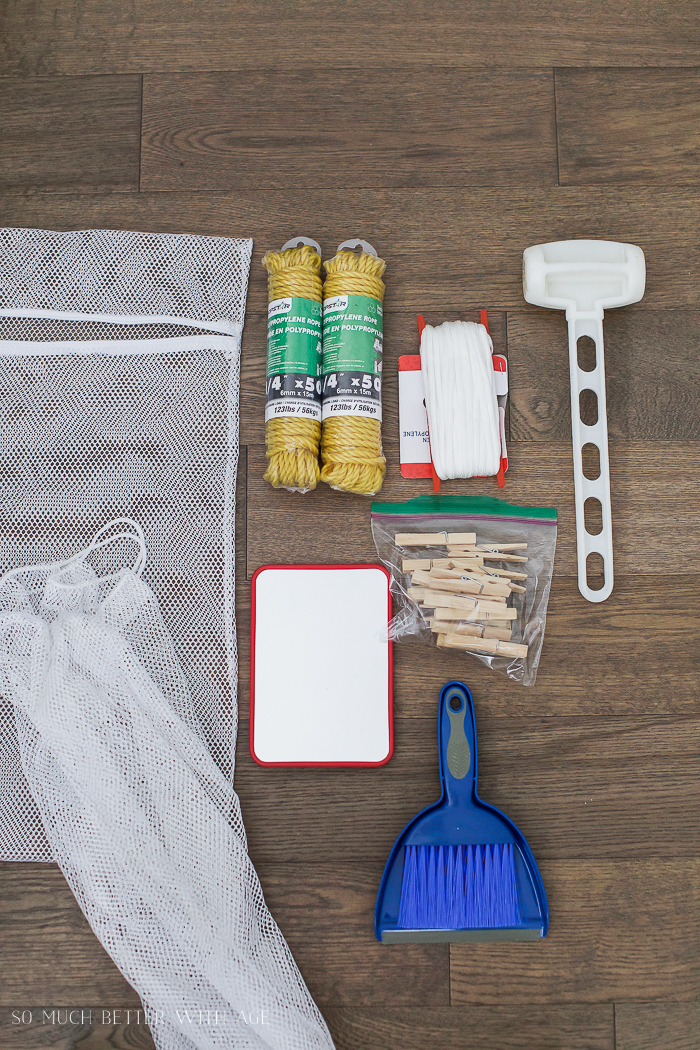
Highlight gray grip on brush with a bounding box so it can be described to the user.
[446,704,471,780]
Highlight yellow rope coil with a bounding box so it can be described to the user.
[321,249,387,495]
[262,245,323,492]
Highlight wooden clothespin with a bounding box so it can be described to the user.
[474,543,528,552]
[446,532,478,545]
[449,548,529,563]
[426,566,512,598]
[479,552,529,563]
[395,532,448,546]
[429,620,512,642]
[437,633,528,658]
[462,564,527,581]
[433,606,517,622]
[407,585,431,603]
[395,531,476,547]
[428,592,517,619]
[401,558,432,573]
[411,569,511,601]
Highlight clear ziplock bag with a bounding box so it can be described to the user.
[371,495,557,686]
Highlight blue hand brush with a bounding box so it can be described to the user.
[375,681,548,942]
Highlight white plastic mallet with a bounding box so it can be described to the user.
[522,240,645,602]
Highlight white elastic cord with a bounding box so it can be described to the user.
[0,518,147,591]
[73,518,148,580]
[420,320,501,481]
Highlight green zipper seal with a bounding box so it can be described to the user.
[371,494,557,521]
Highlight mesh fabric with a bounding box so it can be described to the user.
[0,227,335,1048]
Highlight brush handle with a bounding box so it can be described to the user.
[439,681,477,805]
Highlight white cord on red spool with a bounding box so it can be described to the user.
[420,320,501,481]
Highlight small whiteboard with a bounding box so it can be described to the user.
[251,565,393,766]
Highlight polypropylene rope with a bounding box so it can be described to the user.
[262,244,323,491]
[320,249,387,495]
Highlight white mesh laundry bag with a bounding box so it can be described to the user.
[0,228,334,1050]
[0,227,250,858]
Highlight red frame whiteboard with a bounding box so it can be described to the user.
[250,564,394,767]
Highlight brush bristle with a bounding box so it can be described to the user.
[397,843,523,930]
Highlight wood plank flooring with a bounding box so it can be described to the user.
[556,69,700,184]
[140,70,558,190]
[0,76,142,195]
[1,4,699,1048]
[3,2,700,73]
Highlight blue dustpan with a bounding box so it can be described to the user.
[375,681,548,942]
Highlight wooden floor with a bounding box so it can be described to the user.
[1,4,699,1048]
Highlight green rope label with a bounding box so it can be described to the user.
[266,296,322,422]
[322,294,383,420]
